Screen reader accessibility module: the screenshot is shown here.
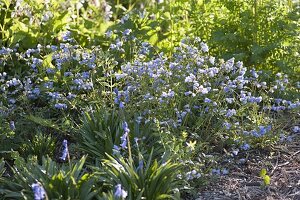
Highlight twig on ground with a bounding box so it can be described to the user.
[270,151,279,175]
[291,150,300,158]
[278,161,290,167]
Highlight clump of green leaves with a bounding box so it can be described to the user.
[77,107,164,162]
[77,108,124,160]
[259,168,271,186]
[189,0,300,76]
[99,149,182,200]
[0,154,98,199]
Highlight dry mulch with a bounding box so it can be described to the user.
[196,134,300,200]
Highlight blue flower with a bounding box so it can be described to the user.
[223,122,231,130]
[123,29,132,36]
[61,31,71,42]
[212,169,221,175]
[241,143,250,151]
[119,101,125,109]
[293,126,300,133]
[225,109,236,118]
[200,42,209,52]
[225,98,234,104]
[31,182,46,200]
[43,81,53,89]
[161,90,175,98]
[82,71,90,79]
[204,98,212,103]
[224,58,235,71]
[114,184,128,199]
[222,168,229,175]
[232,149,239,156]
[120,122,130,149]
[49,92,61,100]
[60,139,69,161]
[185,73,196,83]
[67,93,76,100]
[46,68,55,74]
[250,69,259,78]
[9,121,15,131]
[54,103,67,110]
[104,30,113,38]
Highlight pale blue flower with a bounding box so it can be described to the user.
[211,169,221,175]
[241,143,250,150]
[60,139,69,160]
[46,68,55,74]
[185,73,196,83]
[222,168,229,175]
[114,184,128,199]
[119,101,125,109]
[293,126,300,133]
[104,30,113,38]
[31,182,46,200]
[200,42,209,52]
[120,122,130,149]
[225,109,236,118]
[223,122,231,130]
[204,98,212,103]
[225,98,234,104]
[54,103,67,110]
[9,121,15,131]
[123,29,132,36]
[61,31,71,41]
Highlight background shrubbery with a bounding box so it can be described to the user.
[0,0,299,199]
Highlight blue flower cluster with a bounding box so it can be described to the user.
[243,125,272,138]
[0,38,107,115]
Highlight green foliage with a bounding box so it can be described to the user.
[259,168,271,186]
[21,132,56,163]
[99,149,182,200]
[189,0,300,76]
[77,108,124,160]
[0,155,98,199]
[0,117,16,152]
[110,0,299,77]
[2,0,299,77]
[0,0,115,49]
[77,107,163,162]
[0,158,5,177]
[108,0,192,53]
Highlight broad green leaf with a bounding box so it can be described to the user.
[26,115,60,131]
[259,168,267,177]
[264,175,271,185]
[43,53,55,69]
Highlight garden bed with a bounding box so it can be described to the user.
[0,0,299,199]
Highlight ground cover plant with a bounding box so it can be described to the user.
[0,0,299,199]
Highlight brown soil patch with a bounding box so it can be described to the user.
[196,134,300,200]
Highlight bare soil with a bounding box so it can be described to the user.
[196,134,300,200]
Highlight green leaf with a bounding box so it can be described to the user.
[26,115,61,131]
[264,175,271,185]
[2,0,11,8]
[149,33,159,45]
[0,158,5,176]
[43,53,55,69]
[53,11,70,32]
[259,168,267,177]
